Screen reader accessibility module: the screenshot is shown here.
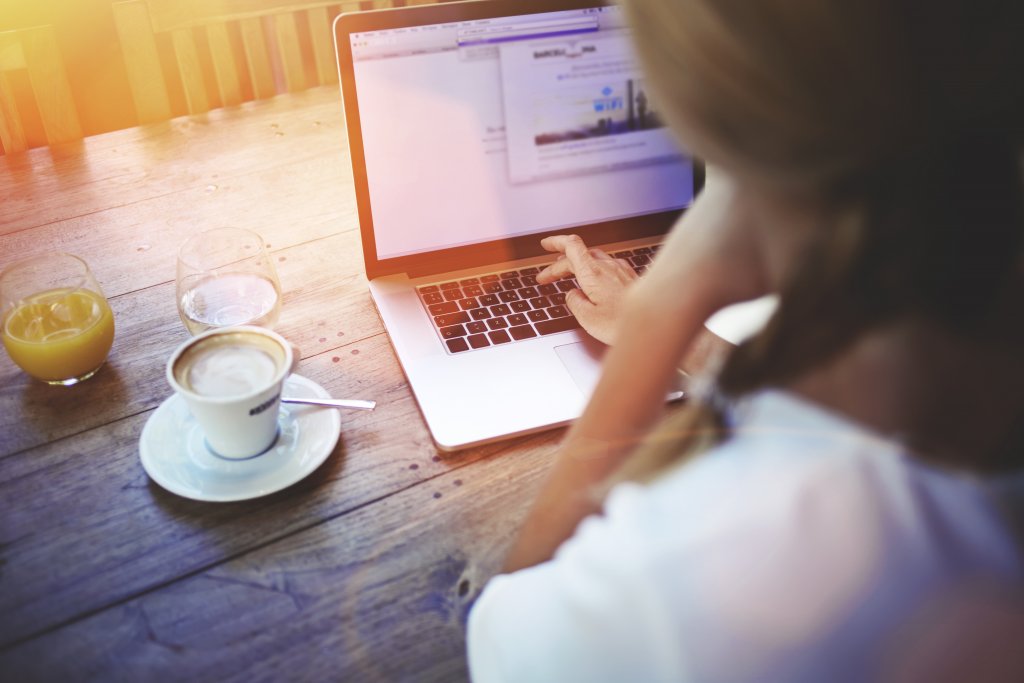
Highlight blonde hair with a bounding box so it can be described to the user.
[615,0,1024,483]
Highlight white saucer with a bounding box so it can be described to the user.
[140,374,341,502]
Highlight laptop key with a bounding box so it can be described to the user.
[468,333,490,349]
[429,302,459,316]
[536,316,581,335]
[556,280,577,292]
[446,337,470,353]
[423,292,444,305]
[499,291,520,303]
[551,293,567,305]
[528,309,549,322]
[519,267,539,275]
[547,305,570,318]
[459,297,479,310]
[630,254,652,267]
[487,317,509,330]
[419,285,440,294]
[479,294,500,306]
[490,304,511,316]
[510,324,538,341]
[508,313,529,326]
[529,296,551,309]
[488,330,512,344]
[459,277,480,286]
[467,321,488,334]
[634,247,652,255]
[538,283,558,296]
[483,282,504,294]
[481,274,500,283]
[440,281,461,290]
[470,308,491,320]
[500,271,518,279]
[440,324,467,339]
[511,301,531,313]
[502,278,522,290]
[613,250,633,258]
[518,286,539,299]
[435,312,471,327]
[463,284,484,297]
[443,289,463,301]
[520,274,538,287]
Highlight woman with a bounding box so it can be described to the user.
[467,0,1024,681]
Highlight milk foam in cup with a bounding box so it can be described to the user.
[167,326,296,459]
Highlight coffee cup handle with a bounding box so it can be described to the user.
[288,343,301,376]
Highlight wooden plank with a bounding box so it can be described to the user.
[0,88,347,235]
[0,230,375,458]
[0,424,558,679]
[20,26,82,145]
[0,71,27,154]
[206,22,244,107]
[239,16,276,99]
[0,31,27,153]
[171,28,211,114]
[0,30,26,70]
[112,0,174,124]
[147,1,340,31]
[273,12,307,93]
[306,7,337,86]
[0,328,553,648]
[0,144,356,297]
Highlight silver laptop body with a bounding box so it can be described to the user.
[334,0,700,449]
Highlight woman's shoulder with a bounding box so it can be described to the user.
[626,389,1022,571]
[468,390,1024,683]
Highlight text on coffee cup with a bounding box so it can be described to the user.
[249,393,281,416]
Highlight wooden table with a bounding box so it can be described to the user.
[0,87,723,681]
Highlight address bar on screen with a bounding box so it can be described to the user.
[457,17,599,46]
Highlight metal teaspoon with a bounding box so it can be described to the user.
[281,397,376,411]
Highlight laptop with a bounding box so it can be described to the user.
[333,0,701,450]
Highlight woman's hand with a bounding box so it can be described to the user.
[536,236,638,345]
[534,173,780,345]
[503,172,782,573]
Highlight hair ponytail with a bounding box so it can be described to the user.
[609,0,1024,487]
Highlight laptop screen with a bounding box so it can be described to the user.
[347,4,695,262]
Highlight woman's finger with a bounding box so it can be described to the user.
[615,258,635,274]
[537,257,575,283]
[541,235,595,277]
[564,288,619,345]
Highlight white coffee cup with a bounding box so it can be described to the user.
[166,326,296,459]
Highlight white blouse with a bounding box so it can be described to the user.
[467,390,1024,683]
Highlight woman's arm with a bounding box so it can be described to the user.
[504,176,770,572]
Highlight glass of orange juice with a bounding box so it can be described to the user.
[1,253,115,385]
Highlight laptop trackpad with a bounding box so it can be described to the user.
[555,341,688,401]
[554,341,606,398]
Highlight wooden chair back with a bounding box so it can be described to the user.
[0,25,82,154]
[113,0,443,123]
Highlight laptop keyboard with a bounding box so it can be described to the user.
[416,245,660,354]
